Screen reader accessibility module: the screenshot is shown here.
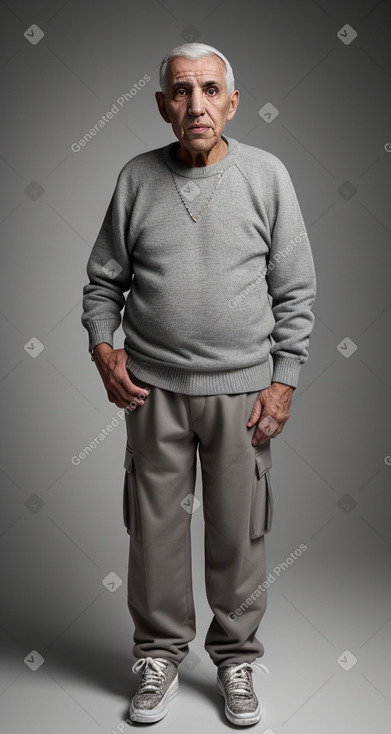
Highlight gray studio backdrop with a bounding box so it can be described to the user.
[1,1,390,732]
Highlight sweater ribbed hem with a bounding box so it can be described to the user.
[125,353,272,395]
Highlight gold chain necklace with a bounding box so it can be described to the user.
[171,170,225,222]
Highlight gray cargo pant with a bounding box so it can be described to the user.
[123,370,274,668]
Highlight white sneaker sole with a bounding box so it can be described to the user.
[217,676,262,726]
[129,674,179,723]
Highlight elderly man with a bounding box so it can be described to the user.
[81,42,316,726]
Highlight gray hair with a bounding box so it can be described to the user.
[158,42,235,96]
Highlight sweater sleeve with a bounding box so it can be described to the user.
[81,166,134,354]
[265,162,316,389]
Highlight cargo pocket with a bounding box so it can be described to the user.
[250,442,274,539]
[123,443,141,539]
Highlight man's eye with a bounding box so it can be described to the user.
[175,87,217,96]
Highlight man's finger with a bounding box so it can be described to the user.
[252,431,271,446]
[247,400,262,427]
[259,415,280,436]
[109,377,149,405]
[119,368,151,396]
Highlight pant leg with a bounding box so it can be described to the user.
[195,391,274,667]
[123,374,199,667]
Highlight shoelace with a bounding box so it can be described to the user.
[224,661,269,698]
[132,656,169,694]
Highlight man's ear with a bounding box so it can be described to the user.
[227,90,240,121]
[155,91,171,123]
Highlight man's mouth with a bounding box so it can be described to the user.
[188,125,210,131]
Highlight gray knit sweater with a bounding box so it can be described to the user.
[81,134,316,395]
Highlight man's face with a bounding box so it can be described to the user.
[155,54,239,159]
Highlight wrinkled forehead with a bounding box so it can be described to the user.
[166,54,226,87]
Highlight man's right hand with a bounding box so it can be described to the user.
[92,343,151,410]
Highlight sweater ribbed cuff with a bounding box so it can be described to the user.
[85,319,118,354]
[271,356,302,389]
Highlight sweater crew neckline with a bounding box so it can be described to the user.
[162,134,239,178]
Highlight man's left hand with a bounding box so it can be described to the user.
[247,382,295,446]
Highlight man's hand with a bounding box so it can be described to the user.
[247,382,295,446]
[92,344,151,410]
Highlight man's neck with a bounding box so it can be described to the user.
[176,138,228,167]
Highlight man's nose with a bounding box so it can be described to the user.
[188,88,205,116]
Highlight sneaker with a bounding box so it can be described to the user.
[129,656,179,723]
[217,661,266,726]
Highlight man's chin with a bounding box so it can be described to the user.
[182,132,216,147]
